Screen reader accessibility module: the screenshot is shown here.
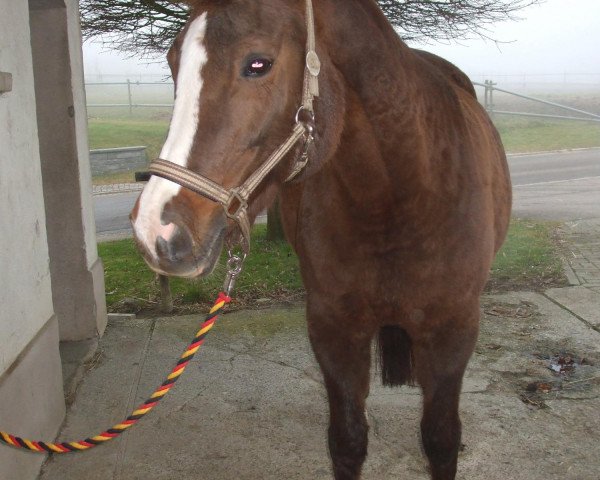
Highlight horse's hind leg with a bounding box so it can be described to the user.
[413,310,479,480]
[307,308,374,480]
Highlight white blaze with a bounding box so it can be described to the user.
[133,13,209,259]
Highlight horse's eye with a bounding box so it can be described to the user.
[243,57,273,77]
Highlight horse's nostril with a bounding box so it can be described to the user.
[155,225,194,264]
[155,235,171,260]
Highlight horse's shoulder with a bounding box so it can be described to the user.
[410,49,477,98]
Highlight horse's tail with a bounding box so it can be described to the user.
[377,326,415,387]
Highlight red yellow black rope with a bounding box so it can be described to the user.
[0,292,231,454]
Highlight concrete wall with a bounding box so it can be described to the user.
[30,0,107,341]
[64,0,99,270]
[0,1,65,478]
[90,146,148,176]
[0,1,109,477]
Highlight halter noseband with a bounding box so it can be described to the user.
[148,0,320,254]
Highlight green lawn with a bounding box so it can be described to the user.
[489,219,566,291]
[99,220,566,314]
[495,117,600,153]
[88,117,169,168]
[100,225,303,313]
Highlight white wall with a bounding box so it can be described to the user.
[0,2,65,477]
[0,0,55,374]
[29,0,107,340]
[0,1,105,474]
[66,0,98,268]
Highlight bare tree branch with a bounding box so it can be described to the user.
[80,0,189,56]
[380,0,542,43]
[80,0,544,56]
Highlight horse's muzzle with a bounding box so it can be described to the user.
[132,211,225,279]
[154,224,196,273]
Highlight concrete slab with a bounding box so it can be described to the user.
[560,258,581,286]
[60,338,98,405]
[38,293,600,479]
[545,286,600,330]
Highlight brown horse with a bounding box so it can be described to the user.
[130,0,511,478]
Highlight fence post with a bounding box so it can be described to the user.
[483,80,496,117]
[127,79,133,115]
[484,80,490,112]
[158,274,173,313]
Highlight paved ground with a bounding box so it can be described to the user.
[560,219,600,292]
[36,162,600,479]
[35,217,600,479]
[37,290,600,480]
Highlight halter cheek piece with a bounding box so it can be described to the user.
[148,0,320,254]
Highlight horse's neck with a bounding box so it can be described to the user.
[320,0,418,107]
[317,0,431,199]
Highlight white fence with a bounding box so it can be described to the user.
[473,81,600,123]
[86,80,174,113]
[85,76,600,120]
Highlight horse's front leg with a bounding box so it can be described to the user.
[308,304,374,480]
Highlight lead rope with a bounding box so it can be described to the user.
[0,254,246,455]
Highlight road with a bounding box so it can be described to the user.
[509,148,600,186]
[509,148,600,220]
[95,191,139,241]
[94,148,600,240]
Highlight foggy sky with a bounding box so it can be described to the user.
[82,0,600,80]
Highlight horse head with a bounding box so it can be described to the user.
[130,0,344,278]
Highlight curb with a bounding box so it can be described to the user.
[507,146,600,157]
[92,183,144,195]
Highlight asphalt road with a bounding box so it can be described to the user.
[508,148,600,186]
[508,148,600,220]
[94,148,600,240]
[95,191,139,241]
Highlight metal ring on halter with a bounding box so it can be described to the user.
[295,106,316,136]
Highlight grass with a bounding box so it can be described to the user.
[88,117,169,171]
[100,225,302,313]
[99,219,566,314]
[495,117,600,153]
[488,218,566,292]
[92,171,138,185]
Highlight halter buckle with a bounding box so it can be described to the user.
[224,188,248,221]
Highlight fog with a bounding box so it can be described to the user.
[83,0,600,86]
[420,0,600,86]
